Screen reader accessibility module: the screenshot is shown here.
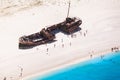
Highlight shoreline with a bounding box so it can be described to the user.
[22,47,120,80]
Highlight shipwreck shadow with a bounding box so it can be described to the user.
[19,40,57,50]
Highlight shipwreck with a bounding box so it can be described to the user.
[19,1,82,49]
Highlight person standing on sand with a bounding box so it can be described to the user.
[47,48,48,52]
[54,44,56,48]
[20,67,23,77]
[71,34,73,38]
[18,66,23,77]
[89,51,94,58]
[117,47,119,51]
[62,44,64,48]
[90,54,92,58]
[83,30,88,37]
[85,30,88,34]
[83,32,86,37]
[111,48,114,52]
[116,47,119,52]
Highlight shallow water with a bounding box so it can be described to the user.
[30,51,120,80]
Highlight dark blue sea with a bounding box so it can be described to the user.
[29,51,120,80]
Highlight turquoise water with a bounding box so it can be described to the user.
[30,51,120,80]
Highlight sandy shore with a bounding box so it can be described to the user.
[0,0,120,80]
[22,48,120,80]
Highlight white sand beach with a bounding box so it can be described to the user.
[0,0,120,80]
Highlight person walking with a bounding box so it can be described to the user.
[47,48,48,52]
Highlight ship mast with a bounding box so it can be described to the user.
[67,0,71,18]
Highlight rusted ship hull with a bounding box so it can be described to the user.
[19,29,55,49]
[59,18,82,34]
[19,17,82,49]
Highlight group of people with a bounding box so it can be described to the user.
[89,46,120,60]
[111,47,119,52]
